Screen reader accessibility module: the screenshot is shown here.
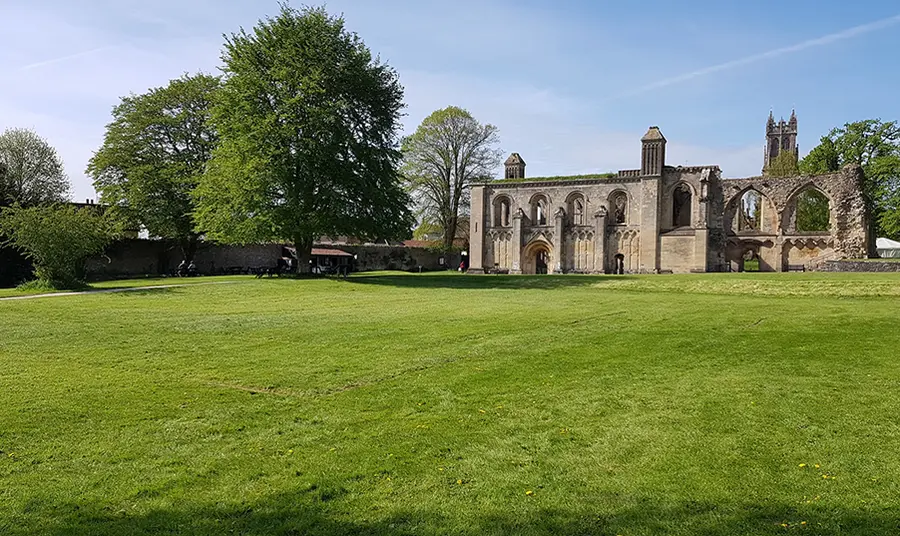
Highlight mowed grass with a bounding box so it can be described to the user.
[2,272,900,535]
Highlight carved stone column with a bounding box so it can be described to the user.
[553,207,565,273]
[510,208,524,274]
[694,169,710,271]
[594,207,608,273]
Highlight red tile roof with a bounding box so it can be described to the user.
[311,248,353,257]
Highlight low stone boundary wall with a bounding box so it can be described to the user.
[84,239,460,278]
[821,260,900,272]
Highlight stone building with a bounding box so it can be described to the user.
[467,114,869,274]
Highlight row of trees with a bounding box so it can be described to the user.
[86,5,501,274]
[1,5,501,287]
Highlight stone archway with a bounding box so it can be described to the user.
[522,241,553,274]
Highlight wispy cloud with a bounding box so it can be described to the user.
[615,13,900,98]
[19,46,119,72]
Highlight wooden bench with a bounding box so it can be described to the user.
[787,264,806,272]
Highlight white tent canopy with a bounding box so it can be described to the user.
[876,237,900,259]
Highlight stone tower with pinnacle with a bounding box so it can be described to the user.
[764,110,798,172]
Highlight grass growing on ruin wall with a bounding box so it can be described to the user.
[2,272,900,535]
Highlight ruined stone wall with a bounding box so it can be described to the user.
[718,164,869,270]
[821,260,900,272]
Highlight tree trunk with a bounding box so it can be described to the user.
[444,213,458,253]
[294,235,313,274]
[180,235,199,263]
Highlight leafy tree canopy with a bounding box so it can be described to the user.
[799,119,900,240]
[402,106,501,252]
[194,4,413,272]
[0,128,70,207]
[87,73,220,261]
[0,204,120,288]
[764,149,799,178]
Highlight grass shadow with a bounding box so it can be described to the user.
[345,272,634,290]
[105,287,179,297]
[9,490,900,536]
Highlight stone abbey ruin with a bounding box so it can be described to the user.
[468,112,868,274]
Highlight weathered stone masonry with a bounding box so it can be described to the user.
[468,116,869,274]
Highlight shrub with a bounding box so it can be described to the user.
[0,204,119,289]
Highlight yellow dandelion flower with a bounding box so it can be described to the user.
[525,490,534,496]
[799,463,807,468]
[457,479,463,485]
[801,521,807,525]
[814,464,820,469]
[478,409,486,414]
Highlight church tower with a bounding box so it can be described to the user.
[641,126,666,176]
[504,153,526,179]
[764,110,798,172]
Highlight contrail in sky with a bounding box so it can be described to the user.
[19,46,118,71]
[617,13,900,98]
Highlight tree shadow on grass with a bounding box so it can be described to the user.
[8,490,899,536]
[104,287,180,297]
[345,273,634,290]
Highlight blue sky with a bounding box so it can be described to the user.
[2,0,899,202]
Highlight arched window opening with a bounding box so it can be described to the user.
[739,190,762,231]
[743,248,760,272]
[567,194,585,226]
[770,138,780,159]
[672,185,692,228]
[795,189,830,232]
[612,192,627,224]
[493,197,511,227]
[782,137,791,150]
[531,195,548,226]
[614,253,625,275]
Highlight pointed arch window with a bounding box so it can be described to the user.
[739,190,762,231]
[531,195,549,226]
[672,184,692,228]
[794,188,830,232]
[567,194,586,226]
[612,192,627,224]
[493,197,511,227]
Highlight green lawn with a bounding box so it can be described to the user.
[2,272,900,535]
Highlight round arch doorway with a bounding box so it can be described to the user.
[523,241,553,274]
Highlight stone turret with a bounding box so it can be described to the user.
[504,153,526,179]
[640,126,666,177]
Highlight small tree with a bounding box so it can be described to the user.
[764,149,799,178]
[0,204,119,288]
[194,5,413,272]
[0,128,70,207]
[88,73,220,262]
[402,107,501,253]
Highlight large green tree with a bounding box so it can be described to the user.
[402,106,501,252]
[0,128,70,207]
[194,5,412,272]
[87,73,220,262]
[800,119,900,241]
